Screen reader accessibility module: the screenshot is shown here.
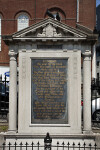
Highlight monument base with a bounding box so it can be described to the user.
[4,133,96,146]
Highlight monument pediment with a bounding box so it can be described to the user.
[3,18,98,43]
[13,18,88,38]
[12,18,86,39]
[16,23,84,38]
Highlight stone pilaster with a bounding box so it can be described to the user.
[82,50,92,133]
[8,50,17,133]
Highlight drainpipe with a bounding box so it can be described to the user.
[35,0,36,22]
[77,0,79,22]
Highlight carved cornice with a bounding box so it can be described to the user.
[2,18,98,45]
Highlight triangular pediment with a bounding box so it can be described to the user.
[12,18,88,39]
[3,18,98,43]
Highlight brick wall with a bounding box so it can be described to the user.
[0,0,96,66]
[79,0,96,30]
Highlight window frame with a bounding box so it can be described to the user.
[17,14,29,31]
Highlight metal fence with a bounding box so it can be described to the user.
[0,141,100,150]
[0,133,100,150]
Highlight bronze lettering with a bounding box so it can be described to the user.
[31,59,67,123]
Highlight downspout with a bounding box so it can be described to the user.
[35,0,36,23]
[77,0,79,22]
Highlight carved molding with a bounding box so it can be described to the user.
[9,50,17,61]
[22,57,26,79]
[82,50,91,61]
[37,24,62,37]
[73,57,77,79]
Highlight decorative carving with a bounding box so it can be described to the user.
[22,57,26,79]
[73,57,77,79]
[37,24,62,37]
[9,50,17,61]
[82,51,91,61]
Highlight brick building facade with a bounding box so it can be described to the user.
[0,0,96,79]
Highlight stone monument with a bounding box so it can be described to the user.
[2,18,98,144]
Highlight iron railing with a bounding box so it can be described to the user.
[0,141,100,150]
[0,133,100,150]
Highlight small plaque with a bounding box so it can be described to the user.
[31,59,68,124]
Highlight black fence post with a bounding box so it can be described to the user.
[89,143,92,150]
[62,142,65,150]
[57,142,59,150]
[31,142,34,150]
[78,142,81,150]
[2,142,5,150]
[25,142,28,150]
[44,133,52,150]
[94,143,97,150]
[20,142,23,150]
[8,142,11,150]
[83,142,86,150]
[37,141,40,150]
[14,142,17,150]
[72,142,75,150]
[67,142,70,150]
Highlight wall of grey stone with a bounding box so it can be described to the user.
[0,134,4,146]
[0,133,100,148]
[95,134,100,147]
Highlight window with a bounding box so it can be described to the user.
[17,14,29,31]
[45,7,66,22]
[0,16,1,51]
